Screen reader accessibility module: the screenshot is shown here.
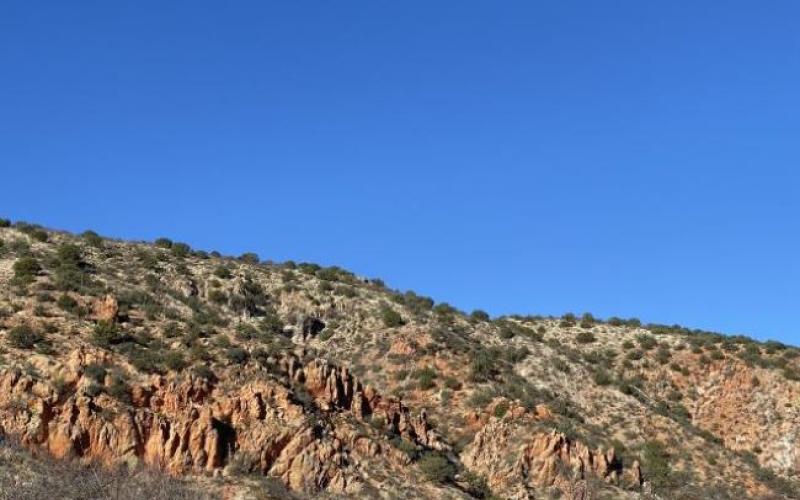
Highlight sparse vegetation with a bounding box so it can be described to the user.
[7,324,45,349]
[0,219,795,499]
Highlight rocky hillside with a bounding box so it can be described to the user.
[0,218,798,499]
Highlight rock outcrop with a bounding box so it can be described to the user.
[462,420,641,498]
[0,350,440,495]
[92,294,119,323]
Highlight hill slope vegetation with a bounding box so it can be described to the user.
[0,218,798,499]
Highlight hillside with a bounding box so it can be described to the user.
[0,218,798,499]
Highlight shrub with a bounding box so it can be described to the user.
[127,348,165,374]
[641,440,674,489]
[84,363,107,382]
[608,316,624,326]
[154,238,173,248]
[468,390,494,408]
[709,349,725,361]
[170,242,191,258]
[470,348,498,382]
[239,252,260,264]
[52,243,90,292]
[463,471,491,499]
[443,376,462,390]
[29,229,49,242]
[576,331,596,344]
[626,349,644,361]
[92,321,128,348]
[493,401,509,418]
[0,218,10,227]
[381,307,404,328]
[412,366,438,390]
[593,368,613,386]
[417,453,456,483]
[579,312,595,328]
[7,324,44,349]
[107,374,131,404]
[655,346,672,364]
[390,437,420,460]
[636,334,657,350]
[470,310,490,322]
[13,256,41,280]
[85,383,104,397]
[227,347,249,364]
[57,294,79,314]
[229,277,268,317]
[193,365,216,380]
[213,266,232,279]
[82,230,104,248]
[559,312,577,327]
[164,351,188,371]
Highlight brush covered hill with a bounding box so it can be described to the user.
[0,218,798,499]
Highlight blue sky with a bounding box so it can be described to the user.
[1,2,798,343]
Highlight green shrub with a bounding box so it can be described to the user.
[433,302,458,318]
[52,243,91,292]
[417,453,456,483]
[213,266,232,279]
[84,363,107,382]
[468,390,494,408]
[7,324,44,349]
[0,218,10,227]
[576,331,596,344]
[655,346,672,364]
[381,307,404,327]
[13,256,41,281]
[154,237,173,248]
[193,365,216,380]
[127,348,165,374]
[29,229,49,242]
[107,374,131,404]
[170,242,191,258]
[228,278,267,317]
[389,437,420,460]
[227,347,249,364]
[56,294,79,314]
[164,351,188,371]
[559,312,577,327]
[412,366,438,390]
[85,383,104,397]
[593,368,613,386]
[626,349,644,361]
[470,310,490,322]
[641,440,674,489]
[92,321,128,347]
[636,334,657,350]
[239,252,260,264]
[470,348,498,382]
[260,308,284,335]
[493,401,509,418]
[82,230,104,248]
[443,376,462,390]
[462,471,491,499]
[579,312,595,328]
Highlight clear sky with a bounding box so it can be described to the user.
[1,2,798,343]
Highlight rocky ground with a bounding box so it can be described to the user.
[0,219,798,499]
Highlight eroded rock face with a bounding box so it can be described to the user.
[0,350,439,495]
[462,420,641,498]
[92,295,119,323]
